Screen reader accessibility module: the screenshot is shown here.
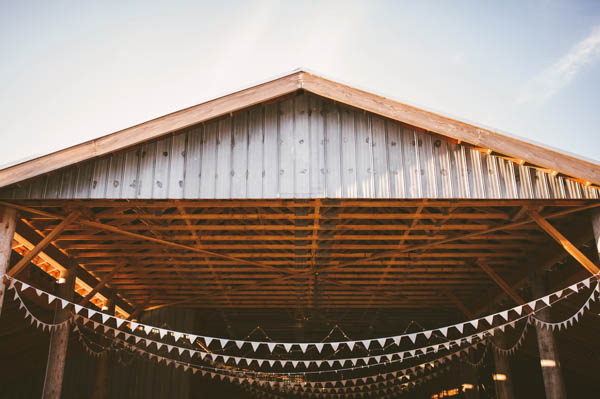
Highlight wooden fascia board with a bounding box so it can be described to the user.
[2,69,600,189]
[300,71,600,185]
[0,72,302,188]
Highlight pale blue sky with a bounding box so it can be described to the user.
[1,0,600,167]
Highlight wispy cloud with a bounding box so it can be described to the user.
[517,25,600,105]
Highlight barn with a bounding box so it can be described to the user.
[0,69,599,398]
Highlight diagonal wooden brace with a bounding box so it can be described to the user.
[528,209,600,275]
[8,210,80,277]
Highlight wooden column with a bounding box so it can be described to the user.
[92,296,115,399]
[41,261,76,399]
[592,209,600,260]
[0,206,17,316]
[492,334,515,399]
[531,269,567,399]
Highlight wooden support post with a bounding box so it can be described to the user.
[444,290,480,399]
[530,268,567,399]
[92,296,115,399]
[592,209,600,261]
[41,261,76,399]
[528,209,599,275]
[8,210,80,277]
[0,206,17,316]
[492,334,516,399]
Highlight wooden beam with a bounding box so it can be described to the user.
[528,209,600,275]
[128,295,152,321]
[477,261,525,305]
[145,204,599,310]
[443,289,474,319]
[78,260,126,306]
[80,219,300,276]
[8,211,80,277]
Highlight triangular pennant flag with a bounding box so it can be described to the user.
[101,313,110,324]
[251,341,261,351]
[60,299,69,309]
[330,342,340,351]
[514,306,523,316]
[279,360,288,368]
[35,288,43,296]
[268,360,276,367]
[116,318,125,328]
[484,315,494,325]
[143,325,152,335]
[173,332,182,342]
[300,343,308,353]
[377,338,387,347]
[584,278,591,289]
[438,327,448,337]
[346,341,355,351]
[292,361,298,368]
[267,342,277,353]
[393,336,401,346]
[569,283,579,293]
[20,282,30,291]
[424,330,432,339]
[235,340,244,349]
[327,360,335,367]
[555,289,563,298]
[73,304,82,314]
[361,340,371,350]
[499,311,508,321]
[283,343,293,352]
[541,295,551,306]
[103,325,110,333]
[408,333,417,343]
[130,322,139,331]
[204,336,213,346]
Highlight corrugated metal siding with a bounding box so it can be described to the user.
[1,93,598,200]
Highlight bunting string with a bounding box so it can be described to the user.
[72,317,473,390]
[5,272,598,356]
[531,281,599,331]
[489,317,532,357]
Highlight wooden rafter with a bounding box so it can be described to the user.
[78,259,127,306]
[476,260,525,305]
[528,209,600,275]
[7,210,80,277]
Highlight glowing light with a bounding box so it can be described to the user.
[493,373,507,381]
[57,277,66,284]
[101,305,109,311]
[461,383,474,391]
[540,359,556,367]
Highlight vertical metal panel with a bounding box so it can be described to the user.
[308,95,326,197]
[199,121,217,198]
[121,148,140,199]
[341,107,357,198]
[137,141,156,198]
[231,112,248,198]
[355,111,374,198]
[247,107,264,199]
[106,152,125,198]
[279,97,295,197]
[2,92,599,200]
[153,137,171,199]
[215,118,232,198]
[263,102,279,197]
[168,132,186,199]
[324,103,342,198]
[294,94,311,196]
[183,126,203,198]
[371,116,390,198]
